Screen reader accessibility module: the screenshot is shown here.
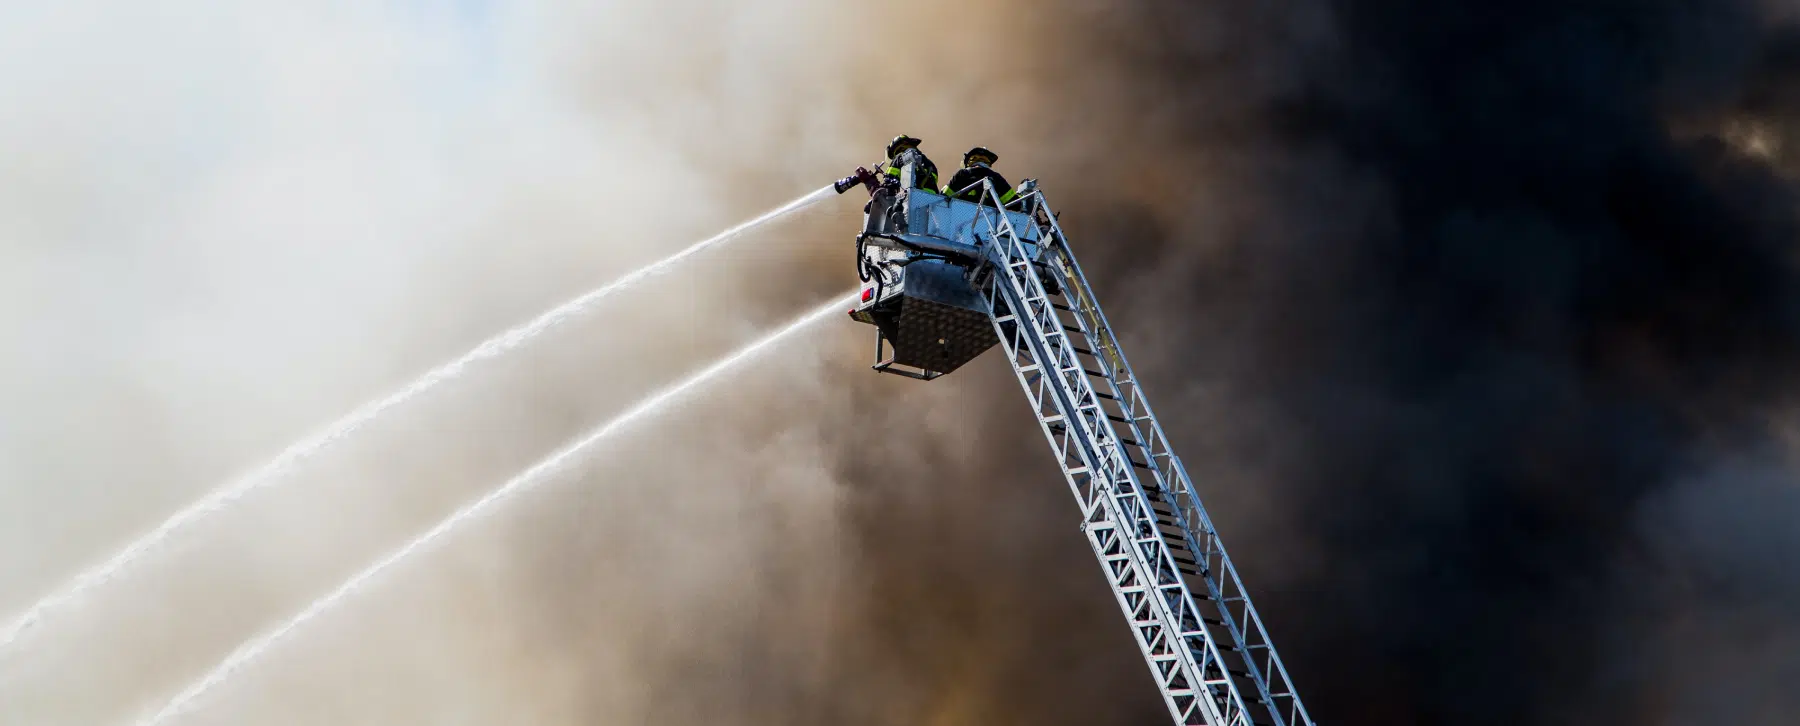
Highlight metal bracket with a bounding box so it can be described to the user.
[871,329,944,381]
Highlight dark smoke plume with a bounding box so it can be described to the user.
[915,1,1800,723]
[618,2,1800,725]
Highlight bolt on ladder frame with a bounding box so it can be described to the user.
[968,180,1314,726]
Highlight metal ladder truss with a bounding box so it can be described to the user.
[968,181,1314,726]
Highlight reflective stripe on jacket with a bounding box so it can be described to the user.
[943,165,1013,205]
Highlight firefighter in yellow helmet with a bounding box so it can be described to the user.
[942,146,1016,206]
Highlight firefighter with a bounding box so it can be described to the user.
[843,135,938,237]
[832,135,940,195]
[942,146,1015,206]
[878,134,939,191]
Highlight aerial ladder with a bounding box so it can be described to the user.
[835,160,1315,726]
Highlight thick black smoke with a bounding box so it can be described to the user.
[783,2,1800,725]
[1005,1,1800,723]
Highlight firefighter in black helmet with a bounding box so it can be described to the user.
[878,134,939,191]
[942,146,1015,206]
[840,135,940,238]
[833,135,941,195]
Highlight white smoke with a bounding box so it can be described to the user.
[0,1,1059,724]
[0,2,866,724]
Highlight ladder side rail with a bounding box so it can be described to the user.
[983,250,1226,726]
[985,282,1217,726]
[1035,204,1223,540]
[1025,189,1315,726]
[985,187,1213,592]
[986,195,1260,726]
[979,184,1188,558]
[1016,198,1207,570]
[982,185,1192,565]
[976,181,1225,726]
[1030,230,1287,719]
[1035,203,1198,516]
[979,182,1200,595]
[975,180,1256,726]
[1037,218,1288,724]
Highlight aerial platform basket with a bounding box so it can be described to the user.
[848,164,1051,380]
